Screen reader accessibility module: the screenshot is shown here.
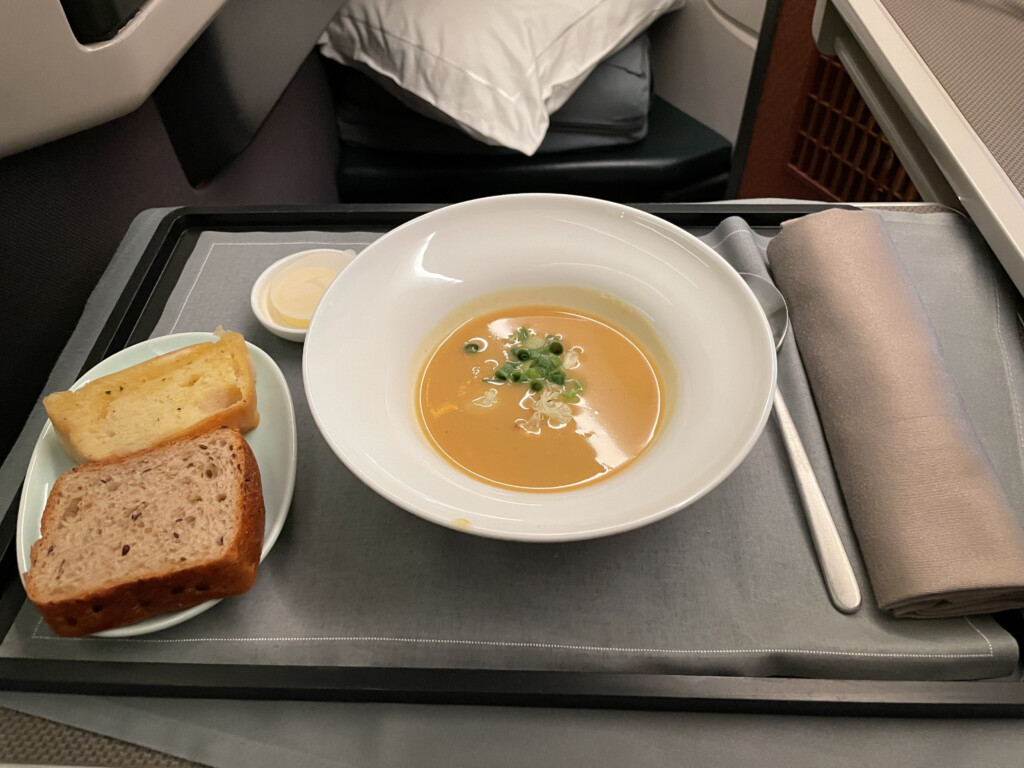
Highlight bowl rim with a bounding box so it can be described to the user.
[302,193,777,541]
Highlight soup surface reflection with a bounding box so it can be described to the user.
[418,306,663,491]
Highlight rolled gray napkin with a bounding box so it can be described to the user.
[766,208,1024,618]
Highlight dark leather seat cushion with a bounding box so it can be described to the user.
[335,96,732,203]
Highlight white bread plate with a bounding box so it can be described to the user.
[17,332,297,638]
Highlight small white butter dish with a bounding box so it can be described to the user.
[251,248,357,342]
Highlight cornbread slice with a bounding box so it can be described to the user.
[24,427,265,637]
[44,331,258,463]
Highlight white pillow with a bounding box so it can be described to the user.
[318,0,685,156]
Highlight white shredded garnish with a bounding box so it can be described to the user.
[471,388,499,408]
[563,348,581,370]
[517,411,542,434]
[533,387,574,427]
[517,388,574,434]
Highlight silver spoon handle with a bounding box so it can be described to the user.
[773,387,862,614]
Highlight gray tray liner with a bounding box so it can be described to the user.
[3,213,1022,681]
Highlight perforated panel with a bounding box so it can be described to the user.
[737,0,919,203]
[789,56,920,202]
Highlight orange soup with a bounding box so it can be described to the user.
[417,306,663,491]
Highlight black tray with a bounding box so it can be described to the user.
[3,203,1023,716]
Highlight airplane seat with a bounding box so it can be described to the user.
[323,35,732,203]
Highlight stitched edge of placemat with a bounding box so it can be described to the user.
[0,706,210,767]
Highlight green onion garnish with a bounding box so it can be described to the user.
[523,366,543,380]
[477,327,583,399]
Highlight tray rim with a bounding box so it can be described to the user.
[9,201,1020,715]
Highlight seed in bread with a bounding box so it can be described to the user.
[24,426,265,637]
[43,330,258,464]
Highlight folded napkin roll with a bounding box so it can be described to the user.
[767,208,1024,618]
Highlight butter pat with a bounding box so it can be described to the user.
[268,266,339,329]
[251,248,357,342]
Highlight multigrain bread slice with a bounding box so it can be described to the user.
[24,427,265,637]
[43,330,258,463]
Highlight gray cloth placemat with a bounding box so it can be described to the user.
[3,212,1020,681]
